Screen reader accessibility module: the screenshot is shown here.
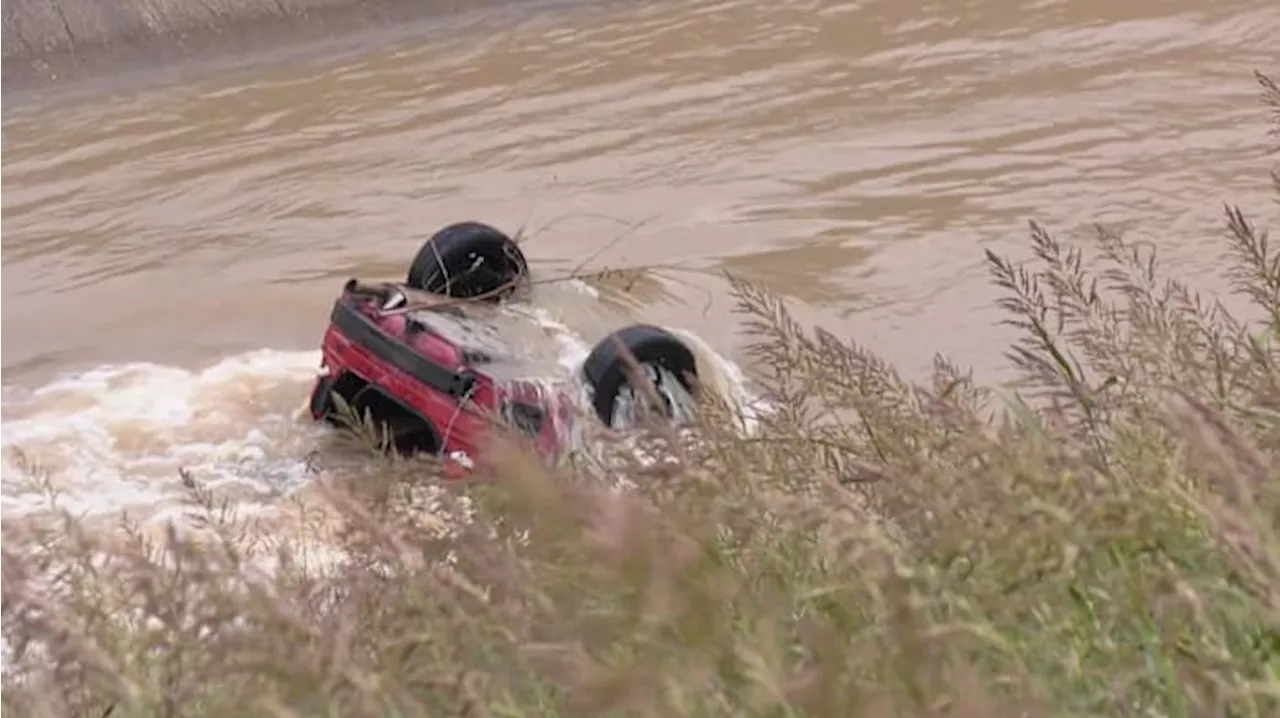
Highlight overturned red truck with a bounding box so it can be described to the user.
[308,221,701,469]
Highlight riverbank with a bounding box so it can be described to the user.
[1,0,588,104]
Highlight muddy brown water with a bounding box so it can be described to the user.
[2,0,1277,522]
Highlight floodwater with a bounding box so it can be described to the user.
[2,0,1277,521]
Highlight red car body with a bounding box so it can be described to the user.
[308,281,579,467]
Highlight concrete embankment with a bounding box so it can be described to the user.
[2,0,567,99]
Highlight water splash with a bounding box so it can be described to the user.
[2,292,763,521]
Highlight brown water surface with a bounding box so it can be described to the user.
[3,0,1276,517]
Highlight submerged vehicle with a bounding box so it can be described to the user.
[307,221,702,468]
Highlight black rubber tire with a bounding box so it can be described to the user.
[407,221,529,300]
[309,376,336,420]
[582,324,698,427]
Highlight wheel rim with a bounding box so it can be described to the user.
[609,362,696,429]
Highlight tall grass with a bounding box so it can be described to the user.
[4,71,1279,718]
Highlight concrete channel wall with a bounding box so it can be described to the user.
[2,0,553,97]
[4,0,383,58]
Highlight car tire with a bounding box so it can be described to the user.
[407,221,529,300]
[582,324,698,427]
[309,376,336,420]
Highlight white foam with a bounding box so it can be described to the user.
[2,349,326,519]
[562,277,601,299]
[519,304,593,373]
[2,306,766,523]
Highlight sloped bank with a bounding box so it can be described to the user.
[1,0,575,98]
